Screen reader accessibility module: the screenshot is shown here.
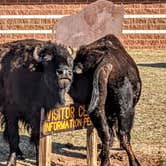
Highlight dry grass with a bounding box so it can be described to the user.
[128,49,166,158]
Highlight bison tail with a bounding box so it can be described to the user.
[88,61,112,113]
[88,69,100,113]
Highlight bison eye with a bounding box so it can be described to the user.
[67,69,73,77]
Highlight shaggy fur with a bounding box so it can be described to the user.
[0,39,73,166]
[72,34,141,166]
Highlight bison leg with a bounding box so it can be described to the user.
[16,147,24,160]
[35,142,39,166]
[118,131,140,166]
[117,108,140,166]
[89,63,112,166]
[3,111,23,166]
[90,110,111,166]
[30,122,40,166]
[117,78,141,166]
[106,114,117,149]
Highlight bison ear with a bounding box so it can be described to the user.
[43,54,52,62]
[73,63,83,74]
[33,45,43,63]
[73,66,83,74]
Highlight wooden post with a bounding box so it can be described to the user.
[39,108,52,166]
[87,127,97,166]
[39,136,51,166]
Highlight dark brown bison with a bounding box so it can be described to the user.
[0,39,73,166]
[71,34,141,166]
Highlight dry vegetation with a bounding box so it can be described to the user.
[0,49,165,166]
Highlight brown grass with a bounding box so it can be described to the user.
[129,49,166,158]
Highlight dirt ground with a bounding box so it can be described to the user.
[0,49,165,166]
[0,131,165,166]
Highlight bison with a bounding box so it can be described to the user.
[0,39,73,166]
[70,34,141,166]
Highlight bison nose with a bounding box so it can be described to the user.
[56,69,64,76]
[56,69,73,77]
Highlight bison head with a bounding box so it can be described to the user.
[74,47,104,74]
[33,42,73,106]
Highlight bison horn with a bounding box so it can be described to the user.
[91,50,105,54]
[66,46,78,58]
[33,45,42,62]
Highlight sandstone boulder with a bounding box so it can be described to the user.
[55,0,124,47]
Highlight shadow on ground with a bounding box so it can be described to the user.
[137,63,166,68]
[52,142,86,159]
[0,131,36,165]
[0,131,87,165]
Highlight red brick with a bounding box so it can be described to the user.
[3,10,18,15]
[18,0,30,4]
[160,40,166,45]
[6,0,18,4]
[28,0,41,3]
[64,0,75,3]
[159,8,166,14]
[0,0,6,4]
[76,0,88,3]
[41,0,53,3]
[52,0,65,3]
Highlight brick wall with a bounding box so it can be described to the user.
[0,0,165,49]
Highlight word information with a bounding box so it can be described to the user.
[42,104,92,135]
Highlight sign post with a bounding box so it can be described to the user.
[39,108,51,166]
[87,127,97,166]
[39,135,51,166]
[39,104,97,166]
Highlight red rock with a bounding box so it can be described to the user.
[55,0,124,47]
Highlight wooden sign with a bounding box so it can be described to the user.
[41,104,92,136]
[39,106,97,166]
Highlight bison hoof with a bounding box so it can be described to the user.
[100,159,111,166]
[16,154,25,161]
[7,152,16,166]
[16,149,25,161]
[99,151,111,166]
[130,159,141,166]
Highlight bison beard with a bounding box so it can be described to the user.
[71,34,142,166]
[0,39,73,166]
